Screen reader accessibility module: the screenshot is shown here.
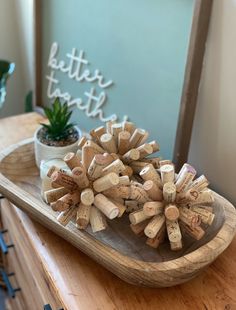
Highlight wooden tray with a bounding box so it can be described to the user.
[0,139,236,287]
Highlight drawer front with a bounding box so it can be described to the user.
[1,199,62,310]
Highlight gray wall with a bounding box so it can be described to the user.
[188,0,236,205]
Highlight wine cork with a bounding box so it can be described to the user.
[122,149,140,164]
[146,222,166,248]
[163,182,176,203]
[129,209,151,225]
[160,164,175,184]
[125,200,141,213]
[143,180,163,201]
[144,214,165,238]
[142,157,161,169]
[112,197,124,205]
[51,171,77,190]
[159,160,173,167]
[90,126,106,142]
[93,172,119,192]
[72,167,90,189]
[164,204,180,221]
[170,240,183,251]
[103,185,131,199]
[51,191,80,212]
[136,144,153,159]
[44,187,69,204]
[120,165,133,177]
[57,206,77,226]
[198,205,213,213]
[88,154,109,179]
[140,164,161,185]
[82,145,99,170]
[188,175,209,192]
[76,149,82,161]
[81,188,94,206]
[85,140,105,154]
[100,133,117,153]
[190,206,215,225]
[180,221,205,240]
[143,201,164,217]
[64,152,82,170]
[41,178,53,197]
[109,199,126,217]
[90,207,107,233]
[76,203,91,229]
[179,206,201,228]
[129,128,148,148]
[188,189,214,206]
[94,194,119,219]
[118,131,131,155]
[106,120,116,134]
[183,189,200,202]
[166,219,182,243]
[102,159,125,175]
[47,165,59,178]
[78,136,87,149]
[148,141,160,153]
[130,219,150,236]
[118,175,130,186]
[111,123,123,144]
[129,184,151,203]
[122,121,135,135]
[175,163,196,193]
[130,161,148,173]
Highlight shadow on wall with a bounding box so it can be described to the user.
[188,0,236,205]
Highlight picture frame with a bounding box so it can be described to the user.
[33,0,213,170]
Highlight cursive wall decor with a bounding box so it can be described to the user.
[46,42,127,122]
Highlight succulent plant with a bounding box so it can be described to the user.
[41,97,74,140]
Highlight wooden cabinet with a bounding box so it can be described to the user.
[1,199,62,310]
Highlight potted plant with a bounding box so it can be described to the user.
[34,97,81,167]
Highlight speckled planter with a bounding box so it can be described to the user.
[34,126,81,167]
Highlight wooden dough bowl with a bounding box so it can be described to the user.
[0,139,236,288]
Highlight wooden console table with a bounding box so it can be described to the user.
[0,113,236,310]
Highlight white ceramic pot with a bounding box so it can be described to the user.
[34,126,81,168]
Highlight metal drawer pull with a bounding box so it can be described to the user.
[0,229,14,254]
[44,305,64,310]
[0,269,21,298]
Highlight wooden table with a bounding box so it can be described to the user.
[0,113,236,310]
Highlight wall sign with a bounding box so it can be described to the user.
[46,42,127,122]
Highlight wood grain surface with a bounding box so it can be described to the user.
[0,113,236,309]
